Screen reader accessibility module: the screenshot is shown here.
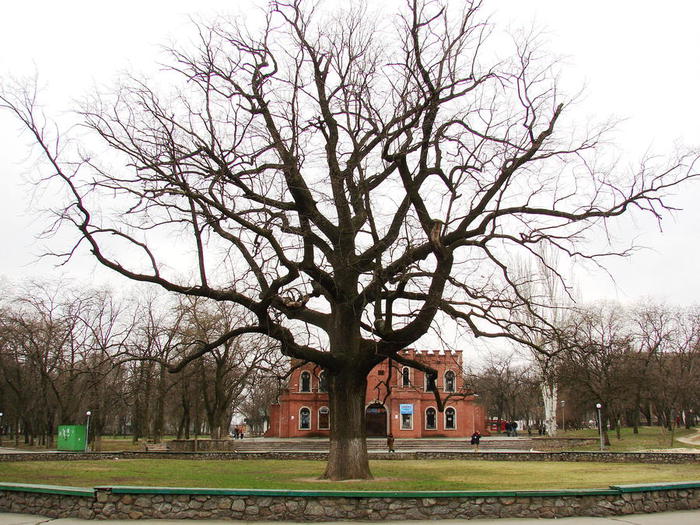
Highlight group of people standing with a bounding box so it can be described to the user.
[504,421,518,436]
[232,427,245,439]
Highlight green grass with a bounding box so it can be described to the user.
[3,459,700,491]
[561,426,700,452]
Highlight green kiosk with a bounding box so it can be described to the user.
[57,425,87,451]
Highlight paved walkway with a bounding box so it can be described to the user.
[676,428,700,446]
[3,510,700,524]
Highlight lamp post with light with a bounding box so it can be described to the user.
[0,411,3,446]
[85,411,92,452]
[560,400,566,433]
[595,403,604,451]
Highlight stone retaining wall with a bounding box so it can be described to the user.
[531,437,600,450]
[1,483,700,521]
[0,489,94,520]
[166,437,599,452]
[2,450,699,464]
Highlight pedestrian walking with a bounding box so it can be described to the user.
[387,433,395,453]
[470,430,481,451]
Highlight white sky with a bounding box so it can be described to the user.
[1,0,698,311]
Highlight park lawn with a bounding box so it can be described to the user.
[562,426,700,452]
[3,459,700,491]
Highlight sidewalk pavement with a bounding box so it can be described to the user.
[3,511,700,524]
[676,429,700,446]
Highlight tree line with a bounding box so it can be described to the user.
[469,302,700,443]
[0,281,283,449]
[2,278,697,449]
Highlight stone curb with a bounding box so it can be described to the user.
[2,482,700,521]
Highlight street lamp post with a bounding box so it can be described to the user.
[560,400,566,433]
[85,411,92,452]
[471,394,480,432]
[595,403,604,451]
[0,411,3,447]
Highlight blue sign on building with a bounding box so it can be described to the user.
[399,404,414,415]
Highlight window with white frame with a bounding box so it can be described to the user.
[444,370,456,392]
[300,371,311,392]
[424,373,436,392]
[401,412,413,430]
[318,406,330,429]
[318,371,328,393]
[401,367,410,387]
[299,407,311,429]
[445,407,456,430]
[425,407,437,430]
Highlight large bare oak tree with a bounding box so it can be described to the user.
[2,0,697,479]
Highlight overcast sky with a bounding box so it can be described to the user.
[1,0,698,309]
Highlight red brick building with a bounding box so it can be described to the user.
[265,349,485,438]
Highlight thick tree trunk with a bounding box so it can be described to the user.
[178,386,191,440]
[541,382,557,436]
[322,370,372,480]
[93,421,103,452]
[152,365,167,443]
[600,407,611,446]
[209,407,228,439]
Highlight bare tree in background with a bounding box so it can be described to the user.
[125,295,187,444]
[514,247,572,436]
[238,375,283,436]
[628,302,677,434]
[178,298,283,439]
[0,284,131,448]
[2,0,697,478]
[466,352,537,429]
[645,306,700,441]
[559,303,635,445]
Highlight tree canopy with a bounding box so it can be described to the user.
[2,0,697,479]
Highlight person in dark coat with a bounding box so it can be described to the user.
[470,431,481,451]
[387,433,395,453]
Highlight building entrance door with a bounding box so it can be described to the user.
[365,403,387,437]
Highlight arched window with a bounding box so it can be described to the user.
[300,371,311,392]
[299,407,311,429]
[444,370,456,393]
[318,407,330,430]
[318,371,328,393]
[425,373,436,392]
[401,367,410,387]
[445,407,456,430]
[425,407,437,430]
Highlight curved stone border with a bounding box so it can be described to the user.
[1,482,700,520]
